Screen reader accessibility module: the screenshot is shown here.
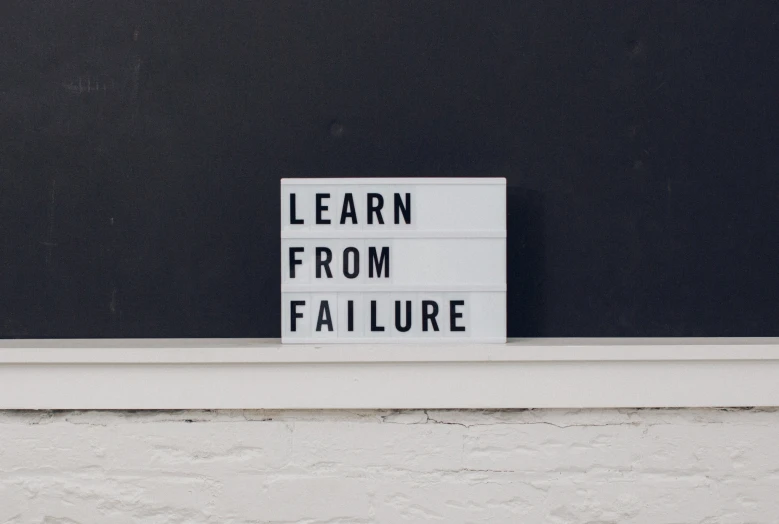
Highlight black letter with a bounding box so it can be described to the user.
[422,300,440,332]
[316,247,333,278]
[289,247,304,278]
[394,193,411,224]
[290,193,304,224]
[371,300,385,332]
[343,247,359,279]
[290,300,305,332]
[347,300,354,331]
[316,193,331,224]
[340,193,357,224]
[367,193,384,224]
[316,301,333,331]
[368,246,390,278]
[450,300,465,332]
[395,301,411,332]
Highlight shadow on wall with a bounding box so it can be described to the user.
[506,186,545,338]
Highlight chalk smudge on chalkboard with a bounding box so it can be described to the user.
[59,26,141,103]
[109,288,118,316]
[62,76,115,95]
[40,179,57,265]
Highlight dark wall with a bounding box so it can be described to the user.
[2,1,778,338]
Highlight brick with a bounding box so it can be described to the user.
[2,408,779,523]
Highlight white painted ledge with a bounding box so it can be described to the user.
[1,338,778,409]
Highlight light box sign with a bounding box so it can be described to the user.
[281,178,506,343]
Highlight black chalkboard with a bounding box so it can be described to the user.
[2,1,778,338]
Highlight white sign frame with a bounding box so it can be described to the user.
[281,178,506,343]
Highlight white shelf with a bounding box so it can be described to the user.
[1,338,778,409]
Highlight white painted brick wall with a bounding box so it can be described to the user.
[1,408,778,523]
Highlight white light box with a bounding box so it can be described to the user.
[281,178,506,343]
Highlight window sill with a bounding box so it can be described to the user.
[1,338,778,409]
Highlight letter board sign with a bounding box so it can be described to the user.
[281,178,506,343]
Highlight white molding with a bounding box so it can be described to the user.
[2,338,778,363]
[1,338,779,409]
